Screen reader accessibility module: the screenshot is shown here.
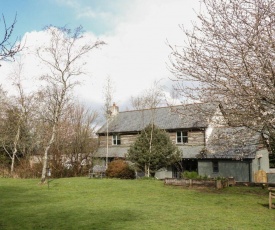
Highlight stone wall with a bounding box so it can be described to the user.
[99,130,205,147]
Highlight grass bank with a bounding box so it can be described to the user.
[0,177,274,229]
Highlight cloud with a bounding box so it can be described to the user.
[77,0,200,109]
[76,7,104,19]
[54,0,80,9]
[0,0,200,112]
[54,0,115,21]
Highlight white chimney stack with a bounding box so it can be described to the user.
[109,102,119,116]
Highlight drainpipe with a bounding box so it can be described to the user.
[248,160,252,182]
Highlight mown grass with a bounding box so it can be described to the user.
[0,177,274,230]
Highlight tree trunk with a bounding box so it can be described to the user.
[11,148,17,174]
[10,150,16,174]
[144,163,151,177]
[11,125,20,174]
[147,123,154,178]
[41,123,57,183]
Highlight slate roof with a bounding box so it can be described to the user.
[201,126,261,159]
[94,147,128,158]
[178,146,205,158]
[97,103,218,134]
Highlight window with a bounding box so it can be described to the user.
[258,158,261,170]
[212,161,219,173]
[176,131,188,144]
[112,134,121,145]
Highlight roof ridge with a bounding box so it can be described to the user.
[119,102,213,114]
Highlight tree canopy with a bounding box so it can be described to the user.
[127,124,181,177]
[169,0,275,140]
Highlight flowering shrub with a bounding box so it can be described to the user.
[106,159,135,179]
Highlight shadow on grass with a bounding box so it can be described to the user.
[0,185,35,201]
[1,206,141,229]
[0,184,141,229]
[0,183,48,195]
[260,203,270,209]
[81,209,142,230]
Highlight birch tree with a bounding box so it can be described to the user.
[0,61,33,174]
[8,67,31,173]
[37,26,104,183]
[130,80,164,110]
[0,87,8,166]
[102,76,115,168]
[169,0,275,140]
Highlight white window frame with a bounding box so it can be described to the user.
[112,134,121,145]
[176,131,188,144]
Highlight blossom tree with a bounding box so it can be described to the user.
[169,0,275,142]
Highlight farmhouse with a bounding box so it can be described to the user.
[95,103,270,182]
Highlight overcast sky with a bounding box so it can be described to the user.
[0,0,201,112]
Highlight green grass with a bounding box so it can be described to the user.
[0,178,274,230]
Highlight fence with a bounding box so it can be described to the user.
[164,178,235,189]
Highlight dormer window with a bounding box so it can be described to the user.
[177,131,188,144]
[112,134,121,145]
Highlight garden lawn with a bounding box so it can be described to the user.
[0,177,274,230]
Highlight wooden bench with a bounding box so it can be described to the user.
[268,187,275,209]
[88,165,106,179]
[88,170,105,178]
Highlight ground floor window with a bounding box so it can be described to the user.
[172,166,181,179]
[172,159,198,178]
[182,159,198,172]
[212,161,219,173]
[257,158,261,170]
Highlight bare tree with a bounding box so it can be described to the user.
[50,101,99,177]
[0,86,7,122]
[8,62,31,173]
[103,76,115,115]
[169,0,275,140]
[37,26,105,183]
[0,88,10,169]
[102,76,115,168]
[0,61,34,174]
[131,80,164,110]
[0,14,21,64]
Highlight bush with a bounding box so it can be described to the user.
[182,171,200,179]
[181,171,210,180]
[12,159,42,178]
[106,159,135,179]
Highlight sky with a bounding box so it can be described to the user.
[0,0,201,112]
